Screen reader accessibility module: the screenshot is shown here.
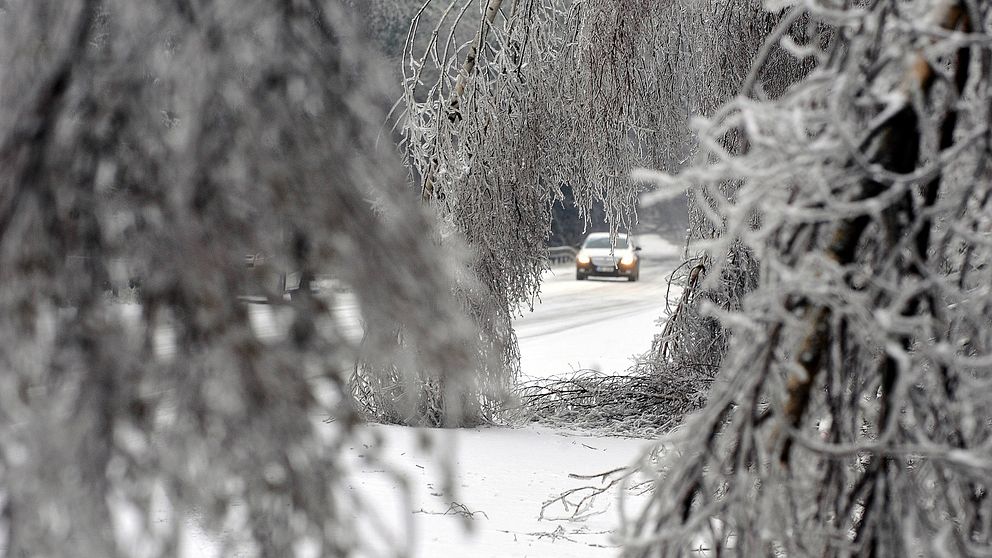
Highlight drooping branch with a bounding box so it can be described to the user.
[626,0,992,555]
[0,2,482,555]
[447,0,504,123]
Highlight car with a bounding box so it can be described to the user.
[575,232,641,281]
[244,253,313,300]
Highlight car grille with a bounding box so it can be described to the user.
[591,257,617,267]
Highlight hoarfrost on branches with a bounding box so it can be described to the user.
[634,0,813,421]
[385,0,668,427]
[626,1,992,555]
[451,0,808,432]
[391,0,805,429]
[0,1,480,556]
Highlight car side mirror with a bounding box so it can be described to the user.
[635,246,642,251]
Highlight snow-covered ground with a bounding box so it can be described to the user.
[37,235,685,558]
[349,425,655,558]
[173,425,656,558]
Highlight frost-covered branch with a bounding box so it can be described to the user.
[625,1,992,555]
[0,1,480,555]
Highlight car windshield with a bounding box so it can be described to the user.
[584,235,628,249]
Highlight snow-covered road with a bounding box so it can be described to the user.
[515,235,683,379]
[139,234,683,382]
[236,233,684,381]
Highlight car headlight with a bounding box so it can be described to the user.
[620,253,635,265]
[577,253,591,264]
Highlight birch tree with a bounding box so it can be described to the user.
[0,1,479,556]
[627,1,992,554]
